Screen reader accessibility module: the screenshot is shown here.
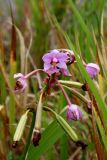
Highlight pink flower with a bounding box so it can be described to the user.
[14,73,27,93]
[42,49,69,76]
[66,104,82,121]
[85,63,100,78]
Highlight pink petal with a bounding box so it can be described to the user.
[57,53,68,62]
[57,62,67,69]
[42,53,52,63]
[47,67,59,75]
[86,63,100,72]
[44,63,51,71]
[14,73,24,79]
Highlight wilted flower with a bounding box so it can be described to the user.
[14,73,27,93]
[42,49,69,76]
[66,104,82,121]
[85,63,100,78]
[32,129,41,146]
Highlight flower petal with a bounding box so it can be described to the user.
[60,68,69,76]
[42,53,52,63]
[44,63,51,71]
[47,67,59,75]
[50,49,59,55]
[14,73,24,79]
[57,52,68,62]
[57,62,67,69]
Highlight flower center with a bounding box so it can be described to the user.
[51,57,58,66]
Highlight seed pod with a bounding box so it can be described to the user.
[35,93,43,130]
[55,114,78,142]
[13,110,29,142]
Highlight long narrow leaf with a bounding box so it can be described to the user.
[27,120,64,160]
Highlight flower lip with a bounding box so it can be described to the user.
[66,104,82,121]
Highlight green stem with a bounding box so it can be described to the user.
[25,69,48,79]
[43,106,57,116]
[21,110,36,160]
[63,85,91,107]
[57,81,71,106]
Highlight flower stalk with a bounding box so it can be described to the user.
[57,80,71,106]
[25,69,47,79]
[63,85,92,108]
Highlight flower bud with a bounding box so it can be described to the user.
[85,63,100,78]
[66,104,82,121]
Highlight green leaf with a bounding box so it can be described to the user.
[60,134,68,160]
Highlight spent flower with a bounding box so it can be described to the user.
[66,104,82,121]
[14,73,27,93]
